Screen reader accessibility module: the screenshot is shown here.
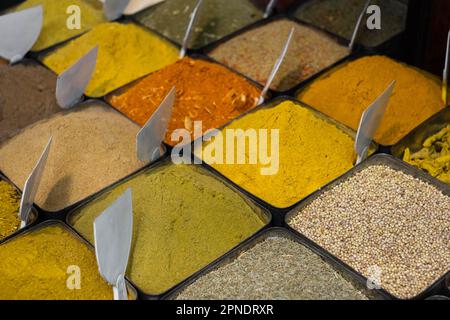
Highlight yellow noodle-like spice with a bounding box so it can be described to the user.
[298,56,445,145]
[41,22,179,97]
[0,224,113,300]
[403,125,450,184]
[197,101,356,208]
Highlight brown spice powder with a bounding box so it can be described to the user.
[0,62,60,145]
[209,19,349,92]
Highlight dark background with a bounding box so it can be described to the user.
[404,0,450,76]
[0,0,24,11]
[2,0,449,76]
[252,0,450,77]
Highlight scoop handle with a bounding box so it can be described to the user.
[264,0,277,18]
[442,29,449,104]
[113,274,128,301]
[348,0,371,52]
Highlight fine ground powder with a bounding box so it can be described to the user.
[298,55,445,146]
[107,57,261,146]
[288,164,450,299]
[0,102,145,212]
[0,180,21,241]
[209,19,349,91]
[135,0,263,49]
[0,61,59,145]
[176,233,369,300]
[10,0,106,51]
[295,0,408,48]
[0,224,113,300]
[41,22,179,97]
[70,162,268,295]
[198,100,356,208]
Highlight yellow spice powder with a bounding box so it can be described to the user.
[0,181,21,241]
[197,101,356,208]
[298,56,445,146]
[41,22,179,97]
[0,224,113,300]
[10,0,106,51]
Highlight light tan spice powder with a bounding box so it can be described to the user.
[0,102,145,212]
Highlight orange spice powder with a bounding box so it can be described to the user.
[107,57,261,146]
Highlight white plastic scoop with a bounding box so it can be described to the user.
[56,46,98,109]
[19,137,52,227]
[104,0,130,20]
[94,188,133,301]
[442,29,450,105]
[263,0,277,18]
[179,0,204,59]
[348,0,371,52]
[258,27,294,105]
[0,5,43,64]
[136,86,176,163]
[355,80,396,164]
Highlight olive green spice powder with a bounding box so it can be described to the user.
[70,163,268,295]
[135,0,263,49]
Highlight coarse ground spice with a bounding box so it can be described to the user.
[298,56,445,146]
[403,125,450,184]
[70,162,268,295]
[288,163,450,299]
[107,57,261,146]
[0,224,113,300]
[9,0,106,52]
[175,232,369,300]
[135,0,263,49]
[0,102,145,212]
[295,0,408,48]
[209,19,349,92]
[197,100,356,208]
[41,22,179,97]
[0,180,21,241]
[0,61,59,145]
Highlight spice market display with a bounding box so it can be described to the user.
[0,0,449,303]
